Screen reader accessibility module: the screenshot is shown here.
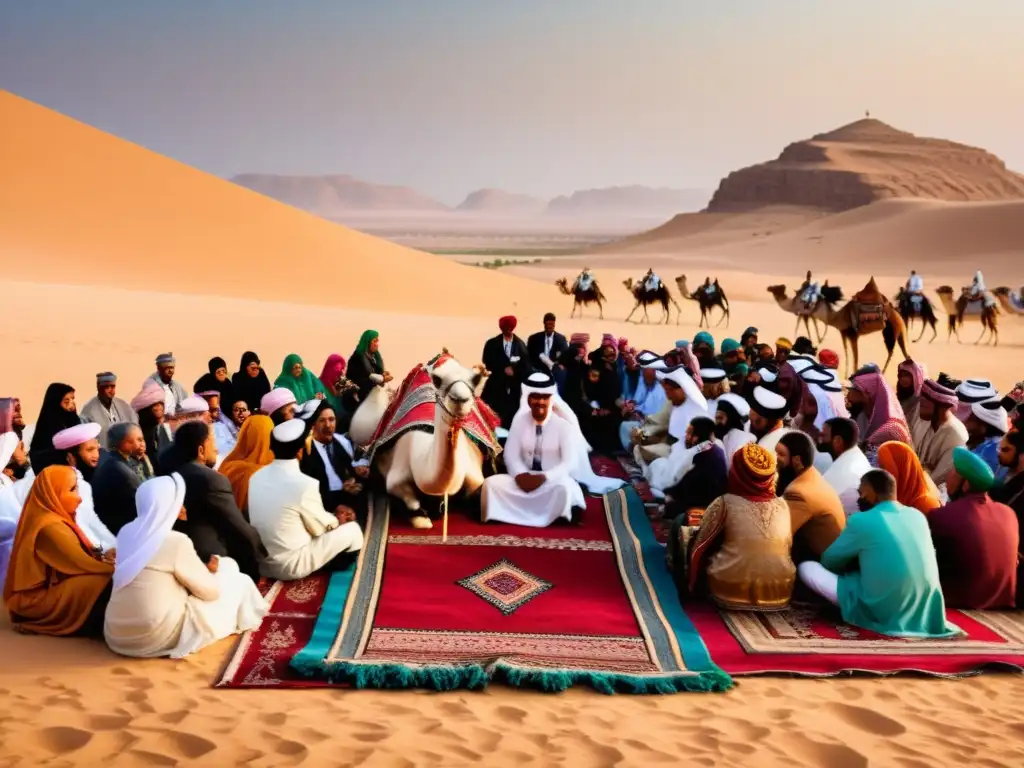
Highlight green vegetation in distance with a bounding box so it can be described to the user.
[470,257,546,269]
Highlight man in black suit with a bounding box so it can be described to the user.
[481,315,530,429]
[299,402,368,523]
[527,312,569,373]
[171,421,265,582]
[92,422,154,535]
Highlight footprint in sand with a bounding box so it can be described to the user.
[87,713,133,731]
[260,710,288,727]
[128,749,178,766]
[826,702,908,737]
[37,726,93,754]
[495,705,527,725]
[155,729,218,760]
[788,736,868,768]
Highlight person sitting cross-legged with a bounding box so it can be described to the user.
[928,447,1018,609]
[104,473,270,658]
[798,469,958,639]
[482,372,584,528]
[775,431,845,563]
[248,418,363,580]
[662,416,727,524]
[685,443,795,611]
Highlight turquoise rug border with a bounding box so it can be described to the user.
[606,486,725,678]
[290,489,732,694]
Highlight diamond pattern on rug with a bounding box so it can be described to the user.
[456,558,554,615]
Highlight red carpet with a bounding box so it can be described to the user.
[220,489,731,693]
[686,602,1024,677]
[217,573,333,687]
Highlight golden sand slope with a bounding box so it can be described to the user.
[609,199,1024,284]
[0,90,556,318]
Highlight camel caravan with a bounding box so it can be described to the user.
[557,268,730,327]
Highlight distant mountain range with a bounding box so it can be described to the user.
[229,174,712,217]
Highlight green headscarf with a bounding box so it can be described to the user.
[355,330,384,372]
[721,338,741,355]
[694,331,715,353]
[273,353,328,403]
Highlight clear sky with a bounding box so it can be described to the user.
[2,0,1022,204]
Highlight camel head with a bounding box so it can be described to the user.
[555,277,570,294]
[993,286,1011,297]
[623,277,634,290]
[766,284,788,299]
[428,354,483,422]
[936,286,953,296]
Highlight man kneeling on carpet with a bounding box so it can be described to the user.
[248,418,363,580]
[798,469,958,639]
[482,372,584,527]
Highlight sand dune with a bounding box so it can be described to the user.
[606,199,1024,283]
[0,90,555,318]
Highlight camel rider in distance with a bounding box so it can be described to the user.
[798,270,821,313]
[905,270,925,311]
[702,276,718,296]
[642,268,662,293]
[574,267,595,292]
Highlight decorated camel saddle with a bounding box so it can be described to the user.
[365,352,502,464]
[958,287,997,314]
[851,278,887,334]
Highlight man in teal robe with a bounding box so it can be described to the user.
[797,469,958,639]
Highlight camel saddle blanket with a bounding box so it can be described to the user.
[366,356,502,464]
[855,303,886,334]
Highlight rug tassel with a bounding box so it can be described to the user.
[442,492,449,542]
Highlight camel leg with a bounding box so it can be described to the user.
[571,300,578,319]
[641,304,650,324]
[597,300,604,320]
[794,317,801,338]
[974,324,987,344]
[914,320,926,343]
[715,305,728,328]
[625,302,640,323]
[930,320,937,343]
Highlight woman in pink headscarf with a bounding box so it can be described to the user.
[318,354,356,421]
[846,372,912,455]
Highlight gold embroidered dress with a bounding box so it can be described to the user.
[687,443,795,611]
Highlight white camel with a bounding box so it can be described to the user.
[348,373,390,447]
[355,355,491,530]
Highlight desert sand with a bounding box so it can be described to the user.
[2,91,1024,767]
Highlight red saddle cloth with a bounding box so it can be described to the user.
[853,278,887,333]
[365,353,502,463]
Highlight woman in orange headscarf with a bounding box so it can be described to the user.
[218,415,275,514]
[876,441,941,514]
[4,465,114,636]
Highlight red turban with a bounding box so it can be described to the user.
[499,316,517,334]
[818,349,840,369]
[727,443,777,502]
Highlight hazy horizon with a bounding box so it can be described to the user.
[2,1,1022,205]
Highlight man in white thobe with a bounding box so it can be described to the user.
[644,365,709,489]
[248,419,363,580]
[820,417,872,516]
[52,422,117,551]
[483,374,584,528]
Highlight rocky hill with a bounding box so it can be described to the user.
[230,173,449,214]
[707,119,1024,212]
[546,186,710,216]
[456,188,546,214]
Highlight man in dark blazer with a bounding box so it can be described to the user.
[481,315,530,429]
[527,312,569,373]
[299,402,368,522]
[171,421,265,583]
[92,422,154,536]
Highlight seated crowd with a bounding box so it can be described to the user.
[1,318,1023,659]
